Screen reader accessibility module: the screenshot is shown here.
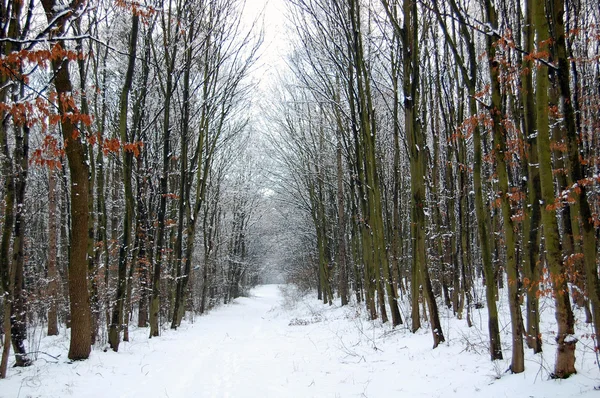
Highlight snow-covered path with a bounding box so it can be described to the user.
[2,285,599,397]
[5,285,377,398]
[5,285,324,398]
[118,285,312,398]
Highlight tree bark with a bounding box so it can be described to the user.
[403,0,443,346]
[550,0,600,346]
[520,0,543,354]
[41,1,92,361]
[150,5,179,337]
[484,0,524,373]
[0,28,15,378]
[109,12,139,352]
[533,0,576,378]
[1,0,31,369]
[10,119,31,367]
[41,0,92,361]
[47,167,60,336]
[336,135,349,306]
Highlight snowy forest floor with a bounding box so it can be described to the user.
[2,284,599,397]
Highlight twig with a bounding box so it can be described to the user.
[26,351,61,361]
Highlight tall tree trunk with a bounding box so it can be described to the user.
[201,194,219,315]
[550,0,600,345]
[73,20,98,347]
[136,157,150,328]
[520,0,542,354]
[47,167,60,336]
[42,0,92,360]
[484,0,524,373]
[134,26,153,329]
[0,0,31,368]
[10,119,32,367]
[150,7,179,337]
[59,157,71,329]
[92,36,110,340]
[109,12,139,352]
[390,40,404,299]
[533,0,576,378]
[336,136,349,306]
[549,79,591,319]
[345,5,375,320]
[0,25,15,378]
[427,49,450,311]
[350,0,397,325]
[403,0,443,346]
[172,20,195,328]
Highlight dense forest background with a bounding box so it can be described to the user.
[1,0,599,382]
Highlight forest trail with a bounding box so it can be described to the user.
[5,285,382,398]
[3,285,598,398]
[122,285,299,398]
[97,285,274,397]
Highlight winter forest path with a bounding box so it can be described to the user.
[6,285,384,398]
[121,285,299,398]
[4,285,598,397]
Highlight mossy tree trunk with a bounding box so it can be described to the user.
[520,0,543,354]
[402,0,444,346]
[484,0,524,373]
[350,0,400,325]
[533,0,576,378]
[550,0,600,346]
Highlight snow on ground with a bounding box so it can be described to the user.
[1,284,599,397]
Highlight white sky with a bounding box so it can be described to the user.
[243,0,289,87]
